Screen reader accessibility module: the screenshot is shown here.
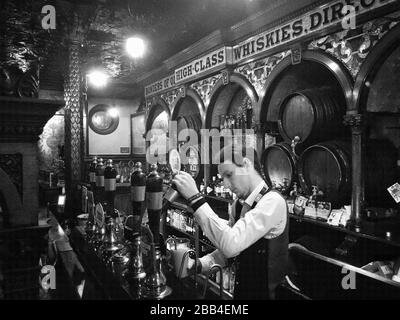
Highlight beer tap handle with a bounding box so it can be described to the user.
[178,249,197,279]
[203,264,223,299]
[291,136,301,158]
[141,224,158,274]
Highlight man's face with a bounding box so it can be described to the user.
[218,160,252,199]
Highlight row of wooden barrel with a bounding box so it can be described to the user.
[262,140,397,208]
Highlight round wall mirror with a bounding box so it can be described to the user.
[88,104,119,135]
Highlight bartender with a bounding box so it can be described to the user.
[173,145,288,300]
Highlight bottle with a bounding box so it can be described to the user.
[199,178,205,194]
[146,164,163,246]
[131,162,146,222]
[220,115,226,131]
[210,176,217,196]
[95,158,105,204]
[246,102,253,129]
[216,174,222,197]
[89,156,97,190]
[104,159,117,217]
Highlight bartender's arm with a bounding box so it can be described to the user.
[173,172,286,266]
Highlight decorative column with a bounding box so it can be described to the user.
[344,112,365,229]
[64,11,87,213]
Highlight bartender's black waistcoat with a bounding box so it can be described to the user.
[233,189,288,300]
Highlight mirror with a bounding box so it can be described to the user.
[88,104,119,135]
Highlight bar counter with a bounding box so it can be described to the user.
[67,224,222,300]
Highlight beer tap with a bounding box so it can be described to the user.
[291,136,301,157]
[202,264,224,299]
[142,163,172,299]
[124,162,147,280]
[101,159,125,263]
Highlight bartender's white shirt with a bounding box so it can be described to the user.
[194,181,287,273]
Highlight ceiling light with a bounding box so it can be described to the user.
[87,70,109,88]
[126,37,146,58]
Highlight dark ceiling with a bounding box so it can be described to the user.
[1,0,276,98]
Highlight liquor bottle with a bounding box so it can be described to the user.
[104,159,117,217]
[208,176,217,196]
[131,162,146,222]
[146,164,163,246]
[246,102,253,129]
[220,115,226,131]
[95,158,105,204]
[199,178,205,194]
[89,156,97,191]
[216,174,222,197]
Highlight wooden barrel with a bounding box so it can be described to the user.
[261,142,297,194]
[298,139,398,208]
[298,141,351,208]
[278,88,345,145]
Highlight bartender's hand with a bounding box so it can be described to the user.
[172,170,199,200]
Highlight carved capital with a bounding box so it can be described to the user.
[343,113,364,127]
[221,70,230,85]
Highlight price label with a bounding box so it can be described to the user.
[316,201,331,221]
[387,183,400,203]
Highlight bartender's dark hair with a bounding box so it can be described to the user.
[215,144,264,178]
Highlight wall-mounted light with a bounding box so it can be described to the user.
[87,70,109,88]
[126,37,146,59]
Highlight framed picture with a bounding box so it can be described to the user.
[131,112,146,155]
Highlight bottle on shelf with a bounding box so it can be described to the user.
[95,158,105,204]
[89,156,97,191]
[246,102,253,130]
[220,115,226,131]
[199,178,205,194]
[104,159,117,217]
[210,176,217,196]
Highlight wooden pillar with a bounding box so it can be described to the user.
[64,11,88,215]
[344,113,364,228]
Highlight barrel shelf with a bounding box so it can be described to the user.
[289,213,400,249]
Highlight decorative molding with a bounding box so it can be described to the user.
[160,88,182,109]
[308,14,400,78]
[190,74,222,106]
[235,51,290,98]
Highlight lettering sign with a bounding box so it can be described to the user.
[232,0,396,63]
[175,47,228,84]
[145,74,176,97]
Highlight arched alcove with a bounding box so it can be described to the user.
[205,73,258,128]
[259,50,353,126]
